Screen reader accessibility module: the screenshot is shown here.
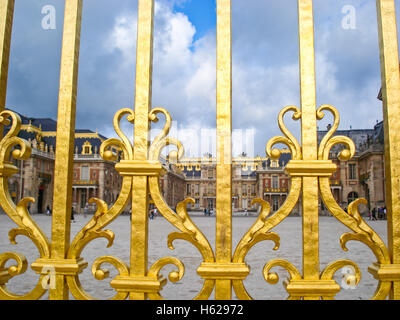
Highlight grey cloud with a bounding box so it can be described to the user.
[5,0,400,157]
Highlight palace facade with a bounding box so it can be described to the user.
[3,109,386,216]
[176,152,294,213]
[176,120,386,215]
[5,111,123,214]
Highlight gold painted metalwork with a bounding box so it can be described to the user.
[0,0,400,300]
[376,0,400,300]
[255,0,395,300]
[47,0,83,300]
[0,110,50,300]
[0,0,13,121]
[214,0,233,300]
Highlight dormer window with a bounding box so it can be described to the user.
[81,141,92,155]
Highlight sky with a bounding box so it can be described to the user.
[5,0,400,158]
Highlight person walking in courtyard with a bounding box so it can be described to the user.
[84,203,89,218]
[379,207,384,220]
[372,207,377,221]
[46,205,51,216]
[370,207,375,221]
[71,207,76,223]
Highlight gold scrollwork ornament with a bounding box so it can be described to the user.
[0,110,51,300]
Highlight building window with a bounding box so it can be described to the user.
[349,163,356,180]
[242,184,247,195]
[81,141,92,155]
[187,184,191,195]
[81,166,89,181]
[347,191,359,204]
[272,176,278,189]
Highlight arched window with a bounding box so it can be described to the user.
[347,191,359,204]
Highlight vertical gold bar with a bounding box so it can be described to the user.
[0,0,14,137]
[50,0,82,300]
[130,0,154,300]
[215,0,232,300]
[298,0,317,159]
[298,0,320,299]
[376,0,400,300]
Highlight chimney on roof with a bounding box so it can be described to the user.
[377,64,400,101]
[377,88,382,101]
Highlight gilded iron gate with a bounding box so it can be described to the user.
[0,0,399,300]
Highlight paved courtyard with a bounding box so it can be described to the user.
[0,212,389,300]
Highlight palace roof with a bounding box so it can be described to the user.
[3,109,108,155]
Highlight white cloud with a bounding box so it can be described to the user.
[102,1,216,156]
[105,13,138,66]
[6,0,396,158]
[102,0,384,156]
[154,2,195,70]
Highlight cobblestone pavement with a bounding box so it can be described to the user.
[0,213,389,300]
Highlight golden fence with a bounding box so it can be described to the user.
[0,0,399,300]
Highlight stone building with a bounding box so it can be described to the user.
[177,152,294,213]
[317,120,385,214]
[6,113,57,214]
[3,110,188,214]
[175,120,386,216]
[72,135,122,213]
[159,162,186,210]
[354,121,386,211]
[3,109,387,216]
[256,152,292,212]
[3,111,122,214]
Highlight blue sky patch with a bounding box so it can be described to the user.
[173,0,216,42]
